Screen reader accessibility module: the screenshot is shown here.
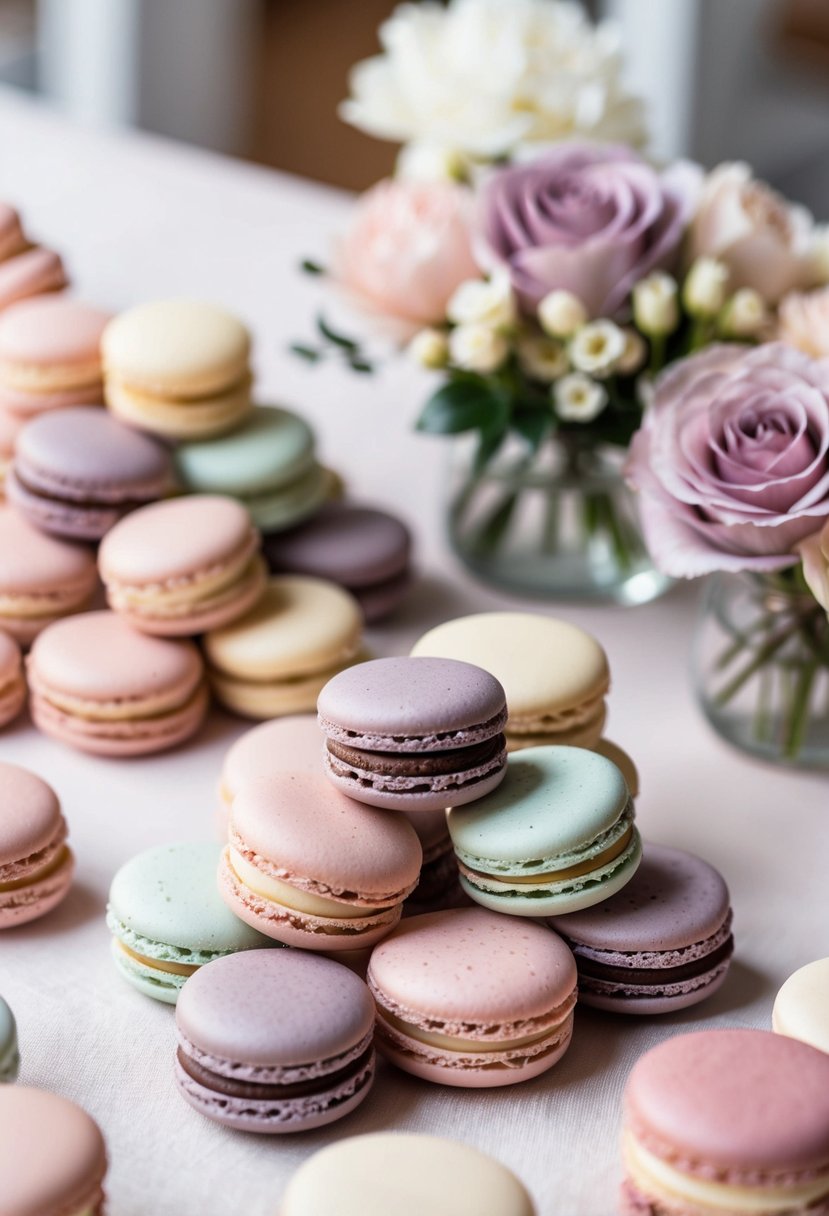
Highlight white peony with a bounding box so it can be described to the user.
[340,0,647,177]
[447,271,516,329]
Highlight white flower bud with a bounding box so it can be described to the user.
[447,271,516,330]
[538,289,588,338]
[408,327,450,369]
[396,141,469,184]
[552,372,608,422]
[683,257,729,318]
[516,334,569,382]
[568,319,626,377]
[719,288,768,338]
[448,322,509,373]
[633,273,680,336]
[615,328,648,375]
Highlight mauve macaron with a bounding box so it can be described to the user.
[0,296,109,415]
[0,505,97,645]
[0,761,74,928]
[0,247,67,313]
[28,610,208,756]
[8,406,173,540]
[402,810,463,915]
[265,503,413,622]
[318,656,508,813]
[549,843,734,1014]
[220,772,422,951]
[368,907,577,1088]
[0,1086,108,1215]
[0,630,26,728]
[175,949,375,1133]
[99,494,266,636]
[621,1029,829,1216]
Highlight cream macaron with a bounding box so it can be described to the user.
[102,299,252,439]
[205,575,366,718]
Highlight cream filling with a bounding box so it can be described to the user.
[378,1008,568,1054]
[105,545,258,613]
[116,939,199,978]
[623,1132,829,1214]
[464,826,633,887]
[28,673,201,722]
[0,845,69,892]
[229,847,381,920]
[0,588,91,616]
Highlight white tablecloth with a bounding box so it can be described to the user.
[0,88,826,1216]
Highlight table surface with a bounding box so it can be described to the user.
[0,87,826,1216]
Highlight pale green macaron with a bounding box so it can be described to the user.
[448,745,642,916]
[107,841,276,1004]
[0,996,19,1082]
[173,404,330,531]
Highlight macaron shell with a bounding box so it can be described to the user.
[0,630,25,727]
[0,381,104,418]
[377,1022,573,1089]
[0,204,26,261]
[221,715,323,802]
[582,964,731,1016]
[173,404,315,497]
[0,505,98,636]
[351,568,413,624]
[246,462,331,532]
[0,1086,107,1215]
[109,555,267,639]
[505,700,606,750]
[773,959,829,1055]
[324,750,507,813]
[6,469,128,541]
[0,846,75,929]
[0,762,62,866]
[264,502,412,587]
[0,297,109,387]
[209,651,367,720]
[106,372,252,440]
[0,247,67,311]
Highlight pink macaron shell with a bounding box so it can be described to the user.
[221,715,323,799]
[625,1029,829,1182]
[111,558,266,637]
[0,846,74,929]
[0,406,21,459]
[0,203,25,261]
[0,296,110,367]
[0,382,105,417]
[0,629,25,726]
[0,1086,107,1216]
[0,761,62,866]
[0,506,98,641]
[0,248,67,311]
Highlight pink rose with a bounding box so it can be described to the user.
[332,178,479,337]
[800,522,829,612]
[778,287,829,358]
[626,344,829,577]
[687,163,821,305]
[477,143,698,318]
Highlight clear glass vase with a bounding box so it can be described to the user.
[692,572,829,768]
[446,432,671,605]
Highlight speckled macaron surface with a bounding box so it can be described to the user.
[448,746,641,917]
[621,1029,829,1216]
[0,761,73,929]
[0,1086,107,1215]
[175,949,375,1133]
[773,959,829,1055]
[318,656,508,812]
[281,1133,537,1216]
[0,995,19,1082]
[368,906,576,1088]
[107,842,275,1004]
[549,843,734,1014]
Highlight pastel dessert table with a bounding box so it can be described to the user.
[1,86,827,1216]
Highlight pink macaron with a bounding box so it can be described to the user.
[28,610,209,756]
[219,772,422,951]
[367,907,577,1088]
[0,629,26,728]
[0,296,110,418]
[217,714,322,834]
[0,761,74,928]
[175,949,375,1133]
[0,203,27,262]
[0,247,67,313]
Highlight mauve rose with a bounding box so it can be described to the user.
[332,178,479,338]
[477,143,699,319]
[626,343,829,577]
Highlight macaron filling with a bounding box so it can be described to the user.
[506,690,608,739]
[107,911,246,995]
[104,536,263,620]
[325,734,508,797]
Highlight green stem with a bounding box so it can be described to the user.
[714,621,801,706]
[714,610,778,671]
[598,492,633,573]
[784,659,818,759]
[648,333,666,375]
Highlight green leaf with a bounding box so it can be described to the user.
[289,343,322,363]
[317,314,358,351]
[348,358,374,374]
[300,259,325,275]
[511,407,552,452]
[474,421,508,472]
[416,379,508,435]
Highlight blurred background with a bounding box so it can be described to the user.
[1,0,829,206]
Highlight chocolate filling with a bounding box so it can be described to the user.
[177,1043,373,1101]
[574,935,734,990]
[327,734,505,778]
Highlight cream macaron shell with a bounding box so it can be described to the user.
[0,630,26,728]
[99,495,265,636]
[281,1133,536,1216]
[205,576,365,718]
[0,506,97,645]
[773,959,829,1055]
[411,612,610,747]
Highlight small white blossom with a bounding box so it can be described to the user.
[683,257,729,318]
[516,333,569,382]
[615,328,648,375]
[408,327,450,369]
[447,271,516,330]
[633,273,680,336]
[396,141,469,183]
[569,319,626,376]
[553,372,608,422]
[538,289,588,338]
[449,322,509,373]
[719,288,768,338]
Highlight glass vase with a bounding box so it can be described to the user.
[446,431,671,605]
[692,572,829,768]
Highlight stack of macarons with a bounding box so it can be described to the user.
[0,761,74,929]
[0,201,68,315]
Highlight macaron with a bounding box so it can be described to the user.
[773,959,829,1055]
[265,502,413,622]
[0,296,109,418]
[411,612,610,749]
[8,406,173,540]
[0,407,21,494]
[219,772,422,950]
[317,656,508,812]
[367,907,577,1088]
[0,761,74,928]
[173,404,331,531]
[0,505,97,645]
[205,575,365,718]
[0,995,19,1082]
[403,809,462,914]
[448,745,641,916]
[0,247,67,313]
[0,629,26,728]
[99,494,266,636]
[620,1029,829,1216]
[281,1133,537,1216]
[218,714,323,829]
[549,843,734,1014]
[28,610,208,756]
[0,1087,107,1215]
[102,298,252,439]
[0,203,27,262]
[175,949,375,1132]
